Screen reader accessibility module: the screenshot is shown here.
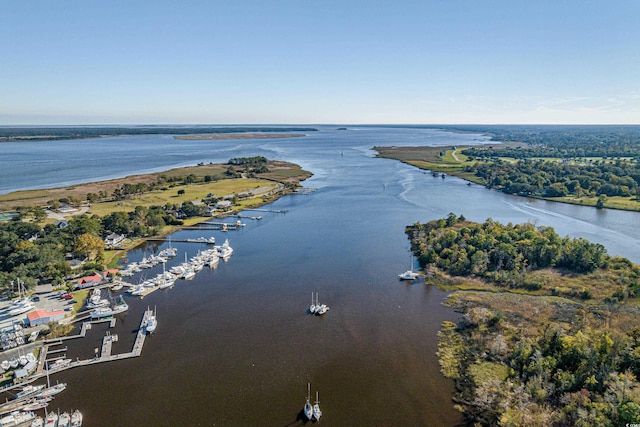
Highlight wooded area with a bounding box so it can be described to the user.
[407,215,640,426]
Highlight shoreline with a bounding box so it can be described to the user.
[375,145,640,213]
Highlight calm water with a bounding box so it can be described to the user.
[3,127,640,426]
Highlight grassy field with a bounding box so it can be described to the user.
[0,160,311,212]
[84,178,277,217]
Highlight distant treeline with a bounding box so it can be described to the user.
[0,126,317,141]
[439,125,640,159]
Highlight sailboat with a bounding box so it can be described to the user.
[145,307,157,334]
[303,383,314,420]
[398,255,420,281]
[313,390,323,421]
[315,293,329,316]
[309,292,317,314]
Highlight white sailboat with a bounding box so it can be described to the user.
[309,292,317,314]
[398,255,420,280]
[315,293,329,315]
[145,307,157,334]
[313,390,323,421]
[303,383,314,420]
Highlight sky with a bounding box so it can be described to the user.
[1,0,639,125]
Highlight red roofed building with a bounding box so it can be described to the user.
[76,273,102,289]
[27,309,65,327]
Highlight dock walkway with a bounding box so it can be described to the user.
[32,309,154,379]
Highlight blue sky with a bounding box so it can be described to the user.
[1,1,638,125]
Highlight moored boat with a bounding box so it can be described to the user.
[313,391,322,421]
[15,384,45,399]
[70,410,82,427]
[144,309,157,334]
[303,383,314,420]
[58,411,71,427]
[44,411,57,427]
[36,382,67,399]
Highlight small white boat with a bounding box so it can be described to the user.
[145,309,157,334]
[21,398,51,411]
[70,410,82,427]
[314,293,329,315]
[303,383,314,420]
[181,269,196,280]
[44,411,57,427]
[313,391,323,421]
[399,255,420,280]
[36,382,67,398]
[398,270,420,280]
[309,292,316,314]
[215,239,233,259]
[28,331,40,343]
[1,411,36,426]
[15,384,45,399]
[1,360,11,370]
[31,415,44,427]
[58,412,71,427]
[111,283,123,291]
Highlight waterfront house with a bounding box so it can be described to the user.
[216,200,232,209]
[27,309,65,327]
[104,233,125,247]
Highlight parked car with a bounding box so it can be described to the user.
[61,293,73,300]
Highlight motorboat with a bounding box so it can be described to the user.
[215,239,233,259]
[31,415,44,427]
[15,384,45,399]
[21,398,51,411]
[90,296,128,319]
[36,382,67,398]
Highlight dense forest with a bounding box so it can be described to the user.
[407,215,640,426]
[465,158,640,200]
[0,126,317,141]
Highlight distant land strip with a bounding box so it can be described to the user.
[0,126,317,142]
[174,133,305,140]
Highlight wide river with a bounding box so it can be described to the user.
[2,126,640,426]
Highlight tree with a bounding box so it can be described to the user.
[74,233,104,261]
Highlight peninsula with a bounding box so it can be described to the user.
[407,214,640,426]
[0,157,311,291]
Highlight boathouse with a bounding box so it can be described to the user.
[27,309,65,327]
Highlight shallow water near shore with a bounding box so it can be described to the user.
[6,126,640,425]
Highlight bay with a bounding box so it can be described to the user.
[3,126,640,425]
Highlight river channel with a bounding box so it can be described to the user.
[3,126,640,426]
